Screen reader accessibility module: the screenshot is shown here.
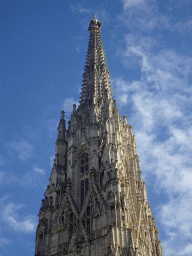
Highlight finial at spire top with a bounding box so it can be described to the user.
[88,15,102,31]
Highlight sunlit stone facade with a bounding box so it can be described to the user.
[35,16,163,256]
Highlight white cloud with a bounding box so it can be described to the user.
[50,154,55,168]
[123,0,145,9]
[120,0,192,34]
[119,0,158,32]
[0,199,37,234]
[0,166,45,187]
[159,195,192,237]
[179,244,192,256]
[7,140,34,161]
[33,166,45,175]
[62,97,79,114]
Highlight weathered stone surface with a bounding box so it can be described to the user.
[35,16,163,256]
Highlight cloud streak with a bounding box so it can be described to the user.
[70,4,91,14]
[0,166,45,187]
[0,197,37,234]
[123,0,145,9]
[7,140,34,161]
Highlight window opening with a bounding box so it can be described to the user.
[70,212,73,223]
[82,220,85,229]
[69,225,73,240]
[100,172,104,185]
[85,179,89,194]
[81,180,84,206]
[87,218,90,233]
[80,154,89,206]
[87,206,90,216]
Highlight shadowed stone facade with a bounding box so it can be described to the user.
[35,16,163,256]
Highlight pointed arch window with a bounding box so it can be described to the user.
[87,218,90,233]
[81,154,89,174]
[87,206,90,216]
[70,212,73,223]
[81,180,84,206]
[80,154,89,206]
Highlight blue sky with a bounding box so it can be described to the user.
[0,0,192,255]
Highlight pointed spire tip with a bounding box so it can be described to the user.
[61,110,65,120]
[88,15,102,31]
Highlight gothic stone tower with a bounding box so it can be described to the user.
[35,16,163,256]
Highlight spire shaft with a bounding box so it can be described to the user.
[80,17,112,107]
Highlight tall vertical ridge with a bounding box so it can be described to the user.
[80,15,113,107]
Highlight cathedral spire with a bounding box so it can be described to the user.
[80,16,112,106]
[35,18,163,256]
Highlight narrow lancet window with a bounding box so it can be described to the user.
[70,212,73,223]
[87,206,90,216]
[81,154,89,174]
[69,225,73,240]
[87,218,90,233]
[81,180,84,206]
[82,220,85,229]
[85,178,89,194]
[80,154,89,206]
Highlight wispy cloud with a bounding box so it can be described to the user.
[0,197,37,234]
[178,244,192,256]
[123,0,145,9]
[70,4,91,14]
[0,236,12,256]
[172,19,192,33]
[62,97,79,114]
[48,119,58,132]
[0,155,5,166]
[7,140,34,161]
[0,237,11,247]
[0,171,17,185]
[0,166,45,187]
[119,0,158,32]
[50,154,55,168]
[120,0,192,35]
[33,166,45,174]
